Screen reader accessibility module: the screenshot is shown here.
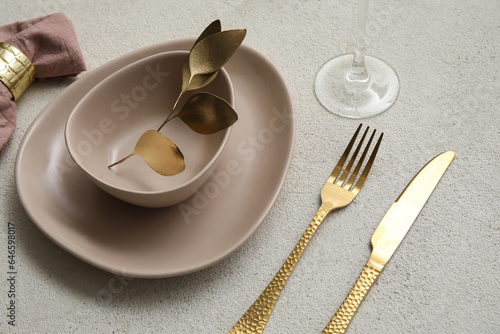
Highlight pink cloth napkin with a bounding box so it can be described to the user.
[0,13,86,151]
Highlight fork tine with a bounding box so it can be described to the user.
[329,124,363,182]
[351,132,383,195]
[336,126,369,185]
[343,129,376,189]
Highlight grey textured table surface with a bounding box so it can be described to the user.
[1,1,499,333]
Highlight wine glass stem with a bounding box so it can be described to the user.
[347,0,370,82]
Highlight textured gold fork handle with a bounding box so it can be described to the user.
[321,263,382,334]
[228,204,331,334]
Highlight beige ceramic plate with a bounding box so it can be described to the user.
[15,38,294,278]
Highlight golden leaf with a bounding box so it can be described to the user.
[181,62,219,93]
[189,29,247,77]
[181,20,222,92]
[177,92,238,134]
[133,130,185,176]
[192,19,222,50]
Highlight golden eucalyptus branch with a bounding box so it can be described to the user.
[107,20,246,176]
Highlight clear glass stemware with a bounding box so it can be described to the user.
[315,0,400,118]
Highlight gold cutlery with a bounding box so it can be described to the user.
[229,124,383,334]
[321,150,455,333]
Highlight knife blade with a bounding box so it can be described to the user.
[321,150,455,334]
[368,150,455,270]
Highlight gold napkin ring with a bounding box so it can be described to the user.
[0,42,36,101]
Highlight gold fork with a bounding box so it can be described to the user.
[228,124,383,334]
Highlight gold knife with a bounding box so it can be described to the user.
[321,150,455,334]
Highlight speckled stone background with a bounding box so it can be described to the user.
[1,1,499,333]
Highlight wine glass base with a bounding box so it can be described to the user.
[314,54,400,118]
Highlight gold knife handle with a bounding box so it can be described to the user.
[321,263,382,334]
[228,204,331,334]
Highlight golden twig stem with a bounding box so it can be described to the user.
[158,90,185,131]
[108,153,134,169]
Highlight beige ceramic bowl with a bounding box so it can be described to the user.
[65,51,233,207]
